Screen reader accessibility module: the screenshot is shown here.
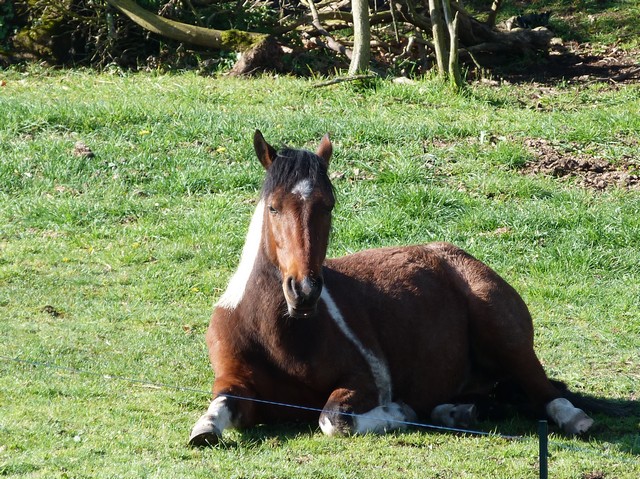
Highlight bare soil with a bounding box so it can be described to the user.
[523,138,640,190]
[486,42,640,191]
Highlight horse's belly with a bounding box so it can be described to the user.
[326,248,473,414]
[382,295,470,415]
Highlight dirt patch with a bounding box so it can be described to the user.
[523,138,640,190]
[581,472,606,479]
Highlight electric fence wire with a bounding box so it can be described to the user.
[1,354,637,466]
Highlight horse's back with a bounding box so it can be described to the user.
[325,241,514,302]
[327,241,532,331]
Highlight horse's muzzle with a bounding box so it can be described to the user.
[284,275,323,318]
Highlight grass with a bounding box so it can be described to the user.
[0,68,639,478]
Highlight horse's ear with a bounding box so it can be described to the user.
[254,130,277,169]
[316,134,332,166]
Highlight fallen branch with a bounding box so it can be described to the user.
[610,66,640,82]
[312,74,377,87]
[105,0,266,51]
[405,34,435,51]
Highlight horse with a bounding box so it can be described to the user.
[189,131,597,447]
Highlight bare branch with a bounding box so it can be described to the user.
[312,74,377,87]
[487,0,502,27]
[300,0,352,59]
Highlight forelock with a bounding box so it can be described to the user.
[261,148,332,197]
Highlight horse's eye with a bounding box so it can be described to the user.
[268,205,278,215]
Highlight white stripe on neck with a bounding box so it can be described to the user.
[216,200,264,310]
[320,286,392,405]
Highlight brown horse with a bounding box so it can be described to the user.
[189,131,596,447]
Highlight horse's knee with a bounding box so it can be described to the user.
[188,396,235,447]
[430,403,478,429]
[546,398,594,436]
[319,408,353,436]
[319,402,416,436]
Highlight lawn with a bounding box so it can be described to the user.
[0,69,639,478]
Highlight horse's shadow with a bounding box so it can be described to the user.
[215,423,317,450]
[213,395,638,456]
[473,392,640,456]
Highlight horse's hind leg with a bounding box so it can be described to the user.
[493,345,593,434]
[466,276,593,434]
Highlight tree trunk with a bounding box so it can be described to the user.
[348,0,371,74]
[442,1,462,89]
[427,0,447,78]
[104,0,266,51]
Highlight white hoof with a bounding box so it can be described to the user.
[563,410,594,435]
[319,402,418,436]
[546,398,594,436]
[188,396,234,447]
[352,402,417,434]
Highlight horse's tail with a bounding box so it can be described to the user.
[551,380,636,417]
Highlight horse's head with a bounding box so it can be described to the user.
[254,130,334,319]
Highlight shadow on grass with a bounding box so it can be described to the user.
[205,395,638,457]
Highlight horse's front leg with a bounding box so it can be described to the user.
[319,387,417,436]
[189,376,257,447]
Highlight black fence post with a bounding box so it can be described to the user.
[538,420,548,479]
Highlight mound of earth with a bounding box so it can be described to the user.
[523,138,640,190]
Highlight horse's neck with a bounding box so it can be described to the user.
[248,253,286,313]
[226,254,326,373]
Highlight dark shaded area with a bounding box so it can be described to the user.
[2,0,638,82]
[493,43,640,84]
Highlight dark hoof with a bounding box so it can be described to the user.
[188,421,221,448]
[188,431,219,448]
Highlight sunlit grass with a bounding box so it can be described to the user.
[1,70,639,478]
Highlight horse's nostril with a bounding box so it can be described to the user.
[286,276,298,299]
[301,276,323,300]
[285,275,324,305]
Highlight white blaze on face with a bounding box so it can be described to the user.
[216,200,265,310]
[291,179,314,200]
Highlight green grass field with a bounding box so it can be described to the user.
[1,69,639,478]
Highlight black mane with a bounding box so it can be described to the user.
[262,148,333,197]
